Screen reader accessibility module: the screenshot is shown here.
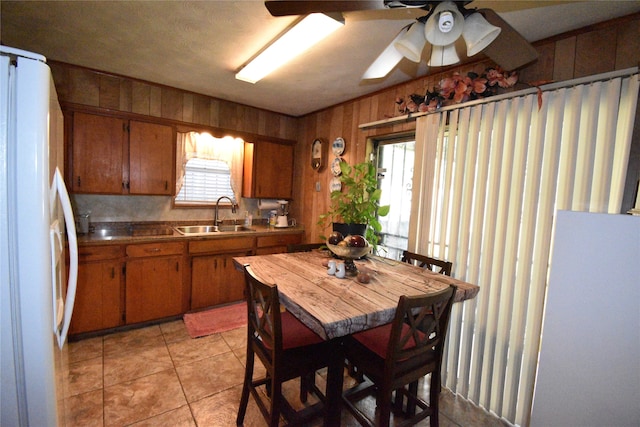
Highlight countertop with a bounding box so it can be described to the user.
[76,221,304,246]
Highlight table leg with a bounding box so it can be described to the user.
[324,342,344,426]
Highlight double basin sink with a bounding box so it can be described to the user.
[173,224,256,235]
[91,223,256,239]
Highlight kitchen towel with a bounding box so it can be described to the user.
[257,199,280,210]
[183,302,246,338]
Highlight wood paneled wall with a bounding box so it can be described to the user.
[295,13,640,243]
[49,61,298,142]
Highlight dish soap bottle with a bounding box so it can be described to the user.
[244,211,252,227]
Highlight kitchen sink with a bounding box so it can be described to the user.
[92,228,132,239]
[173,224,255,235]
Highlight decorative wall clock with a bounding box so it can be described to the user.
[311,138,325,171]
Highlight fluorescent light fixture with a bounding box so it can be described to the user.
[236,13,343,84]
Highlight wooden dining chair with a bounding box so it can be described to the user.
[401,250,453,276]
[286,242,325,253]
[236,264,339,427]
[341,285,457,427]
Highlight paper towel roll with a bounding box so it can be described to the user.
[257,199,280,210]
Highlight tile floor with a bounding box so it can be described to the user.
[64,320,510,426]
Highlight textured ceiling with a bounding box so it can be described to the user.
[2,1,640,116]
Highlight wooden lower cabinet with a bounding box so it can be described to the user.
[71,245,124,335]
[191,253,247,309]
[125,241,186,324]
[255,233,303,255]
[189,237,254,310]
[71,232,304,333]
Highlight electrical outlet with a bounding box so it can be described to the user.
[315,181,321,192]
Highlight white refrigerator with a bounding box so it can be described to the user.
[1,46,79,426]
[531,210,640,426]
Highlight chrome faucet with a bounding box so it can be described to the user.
[214,196,237,227]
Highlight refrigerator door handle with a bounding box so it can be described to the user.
[50,167,78,349]
[50,219,64,331]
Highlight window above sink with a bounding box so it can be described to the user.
[174,131,244,208]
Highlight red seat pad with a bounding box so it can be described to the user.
[352,323,425,359]
[280,311,324,349]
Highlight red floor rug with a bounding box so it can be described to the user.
[183,302,247,338]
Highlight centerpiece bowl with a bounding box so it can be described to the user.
[325,242,371,276]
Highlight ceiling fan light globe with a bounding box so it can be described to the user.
[393,21,426,63]
[428,43,460,67]
[463,12,502,56]
[424,1,464,46]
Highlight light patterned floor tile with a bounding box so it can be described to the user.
[103,325,164,358]
[128,404,196,427]
[104,369,187,426]
[66,356,103,397]
[176,351,245,403]
[68,336,103,363]
[103,342,174,387]
[160,319,191,344]
[66,389,103,427]
[64,322,508,427]
[167,332,232,367]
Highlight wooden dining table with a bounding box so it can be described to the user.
[233,249,480,425]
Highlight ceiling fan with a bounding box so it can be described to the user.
[265,0,540,79]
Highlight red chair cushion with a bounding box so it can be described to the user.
[352,323,424,359]
[281,311,324,349]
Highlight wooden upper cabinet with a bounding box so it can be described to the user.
[243,140,294,199]
[69,112,175,195]
[129,121,174,195]
[71,112,127,193]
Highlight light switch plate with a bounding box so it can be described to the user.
[315,181,321,192]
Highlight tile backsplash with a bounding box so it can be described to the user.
[72,194,262,223]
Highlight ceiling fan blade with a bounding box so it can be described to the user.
[470,1,578,14]
[478,8,538,70]
[265,1,384,17]
[362,26,409,79]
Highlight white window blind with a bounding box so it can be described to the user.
[175,158,235,203]
[411,70,639,426]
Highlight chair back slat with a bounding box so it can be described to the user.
[402,250,453,276]
[387,285,456,369]
[244,264,283,354]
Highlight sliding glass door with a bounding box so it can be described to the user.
[375,137,415,260]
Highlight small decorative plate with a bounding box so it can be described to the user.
[332,137,345,156]
[331,157,343,176]
[330,177,342,192]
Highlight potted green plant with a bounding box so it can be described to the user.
[318,160,390,249]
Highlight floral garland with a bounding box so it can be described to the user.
[396,67,519,114]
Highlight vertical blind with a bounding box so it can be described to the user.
[411,71,639,426]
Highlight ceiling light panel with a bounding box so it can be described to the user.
[236,13,343,84]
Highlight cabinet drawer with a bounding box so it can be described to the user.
[126,241,185,258]
[189,237,255,255]
[78,245,124,262]
[256,233,302,248]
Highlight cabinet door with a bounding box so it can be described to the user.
[71,112,127,193]
[70,260,123,334]
[129,121,175,195]
[126,256,184,324]
[243,141,294,199]
[191,253,246,310]
[255,233,302,255]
